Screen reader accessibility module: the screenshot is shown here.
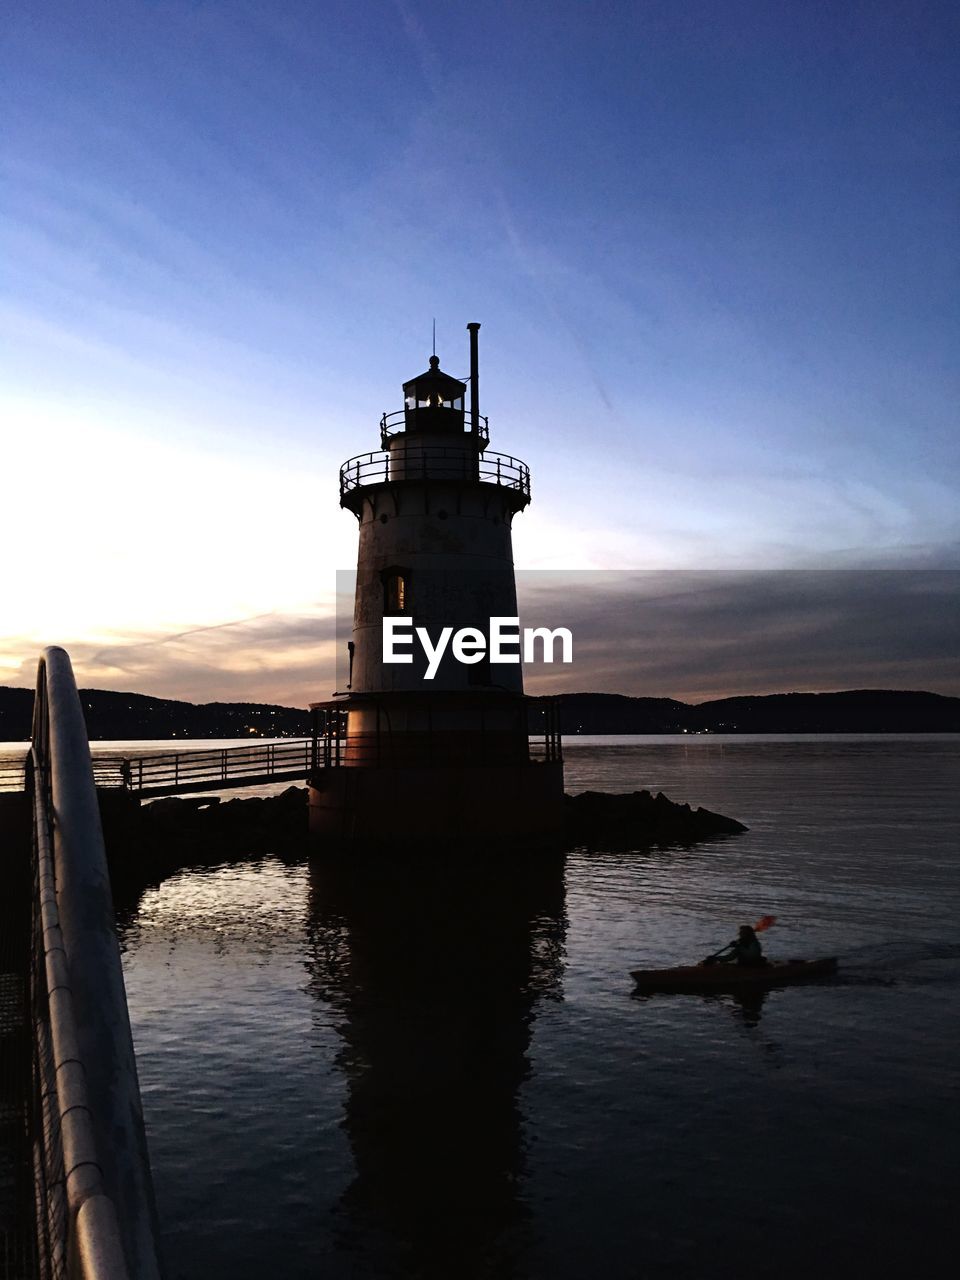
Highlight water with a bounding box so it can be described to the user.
[13,736,960,1277]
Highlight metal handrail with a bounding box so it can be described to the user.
[30,647,163,1280]
[379,408,489,446]
[340,446,531,499]
[95,739,313,796]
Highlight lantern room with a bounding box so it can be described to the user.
[401,356,467,434]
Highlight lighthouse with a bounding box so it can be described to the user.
[308,323,564,851]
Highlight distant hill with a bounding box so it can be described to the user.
[541,689,960,734]
[0,688,33,740]
[1,685,957,742]
[0,687,310,742]
[682,690,960,734]
[534,693,690,734]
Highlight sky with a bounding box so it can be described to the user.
[1,0,957,705]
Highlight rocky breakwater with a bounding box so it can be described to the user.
[564,789,748,850]
[107,786,747,869]
[101,786,309,885]
[141,787,308,847]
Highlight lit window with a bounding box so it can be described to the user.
[382,568,409,614]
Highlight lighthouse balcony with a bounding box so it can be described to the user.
[380,408,489,447]
[308,694,562,771]
[339,447,531,506]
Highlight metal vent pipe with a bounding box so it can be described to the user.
[467,322,480,432]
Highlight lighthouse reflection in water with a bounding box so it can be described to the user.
[305,853,566,1275]
[115,849,566,1278]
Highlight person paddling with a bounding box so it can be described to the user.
[710,924,766,967]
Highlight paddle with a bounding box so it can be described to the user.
[702,915,777,964]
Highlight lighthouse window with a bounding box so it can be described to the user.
[415,392,454,409]
[382,568,409,614]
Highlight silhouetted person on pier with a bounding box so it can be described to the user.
[119,758,132,790]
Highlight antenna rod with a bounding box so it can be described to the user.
[467,322,480,433]
[432,317,436,357]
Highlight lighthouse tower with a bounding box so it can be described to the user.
[308,324,564,851]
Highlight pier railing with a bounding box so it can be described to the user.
[7,739,314,802]
[29,648,162,1280]
[0,752,27,793]
[94,739,313,798]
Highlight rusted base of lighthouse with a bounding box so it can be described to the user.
[309,762,565,853]
[307,694,565,854]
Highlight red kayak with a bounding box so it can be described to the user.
[630,957,838,992]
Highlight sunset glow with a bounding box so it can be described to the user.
[2,2,957,704]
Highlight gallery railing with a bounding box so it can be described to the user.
[339,447,531,499]
[309,697,562,770]
[380,408,489,446]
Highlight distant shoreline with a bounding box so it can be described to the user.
[1,685,958,740]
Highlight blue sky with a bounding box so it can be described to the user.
[2,1,957,703]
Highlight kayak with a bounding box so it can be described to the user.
[630,957,838,992]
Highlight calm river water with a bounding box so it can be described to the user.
[91,738,960,1276]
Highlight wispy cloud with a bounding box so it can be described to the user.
[4,609,338,708]
[5,572,956,708]
[517,570,960,701]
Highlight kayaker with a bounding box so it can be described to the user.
[717,924,765,967]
